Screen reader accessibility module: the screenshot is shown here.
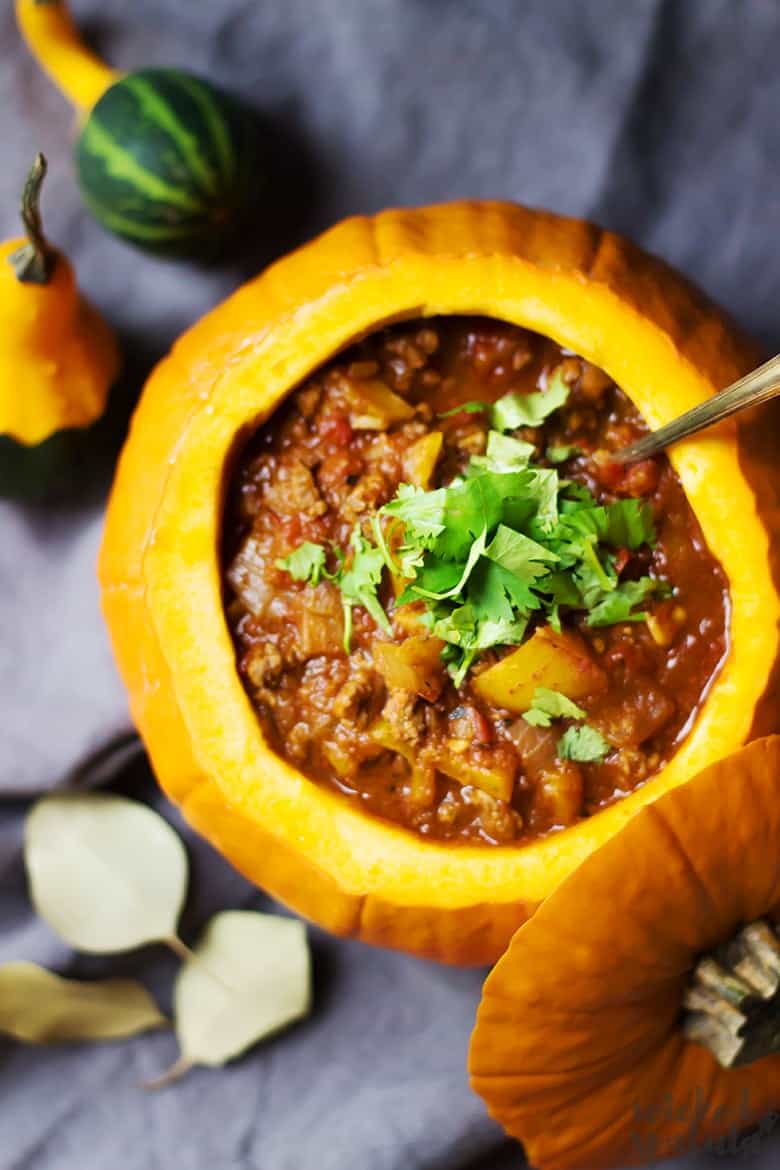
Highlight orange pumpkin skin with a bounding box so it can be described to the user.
[99,202,780,965]
[469,737,780,1169]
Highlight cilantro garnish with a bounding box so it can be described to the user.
[546,444,579,464]
[557,497,655,551]
[469,431,536,472]
[490,369,570,432]
[586,577,660,627]
[437,401,489,419]
[276,529,389,652]
[335,528,391,652]
[437,372,569,434]
[276,541,327,585]
[278,385,666,678]
[523,688,613,764]
[557,724,611,763]
[522,688,586,727]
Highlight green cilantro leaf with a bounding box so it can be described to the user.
[432,600,526,686]
[586,577,660,627]
[604,499,655,549]
[397,555,464,603]
[410,528,488,600]
[485,524,559,575]
[275,542,327,585]
[518,468,561,533]
[437,401,489,419]
[573,541,617,608]
[523,688,587,727]
[490,369,570,432]
[544,570,583,608]
[436,477,503,561]
[430,603,481,686]
[469,558,540,623]
[559,481,598,507]
[481,525,558,613]
[469,431,536,472]
[336,527,391,651]
[382,483,447,545]
[557,724,611,763]
[546,445,579,464]
[558,499,654,551]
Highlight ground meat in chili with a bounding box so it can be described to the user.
[222,317,728,845]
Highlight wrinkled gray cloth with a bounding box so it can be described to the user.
[1,1,779,1167]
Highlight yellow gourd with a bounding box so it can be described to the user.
[0,155,119,496]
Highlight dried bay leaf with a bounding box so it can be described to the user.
[172,911,311,1071]
[0,962,166,1043]
[26,793,188,954]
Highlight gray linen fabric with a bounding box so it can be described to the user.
[1,1,778,1166]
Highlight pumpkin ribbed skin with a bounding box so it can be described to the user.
[99,201,780,964]
[469,737,780,1168]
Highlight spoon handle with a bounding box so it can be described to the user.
[612,353,780,464]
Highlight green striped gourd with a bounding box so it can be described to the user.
[15,1,261,260]
[75,69,260,258]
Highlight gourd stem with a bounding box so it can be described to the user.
[15,0,120,114]
[683,919,780,1068]
[142,1056,194,1091]
[8,154,56,286]
[165,935,197,964]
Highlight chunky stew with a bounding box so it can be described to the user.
[223,318,728,844]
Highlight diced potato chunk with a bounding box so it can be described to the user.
[346,380,415,429]
[392,600,429,636]
[374,636,445,701]
[472,626,607,713]
[402,431,443,489]
[433,745,515,803]
[533,768,584,831]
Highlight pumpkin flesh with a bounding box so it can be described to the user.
[99,202,779,963]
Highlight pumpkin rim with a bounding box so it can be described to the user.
[100,200,779,911]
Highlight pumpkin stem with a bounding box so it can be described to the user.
[8,154,56,285]
[683,919,780,1068]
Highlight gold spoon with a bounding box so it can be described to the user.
[612,353,780,464]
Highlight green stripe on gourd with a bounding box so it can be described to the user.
[120,74,221,198]
[173,71,238,189]
[74,68,259,257]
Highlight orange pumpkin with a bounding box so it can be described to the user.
[469,736,780,1168]
[99,201,780,964]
